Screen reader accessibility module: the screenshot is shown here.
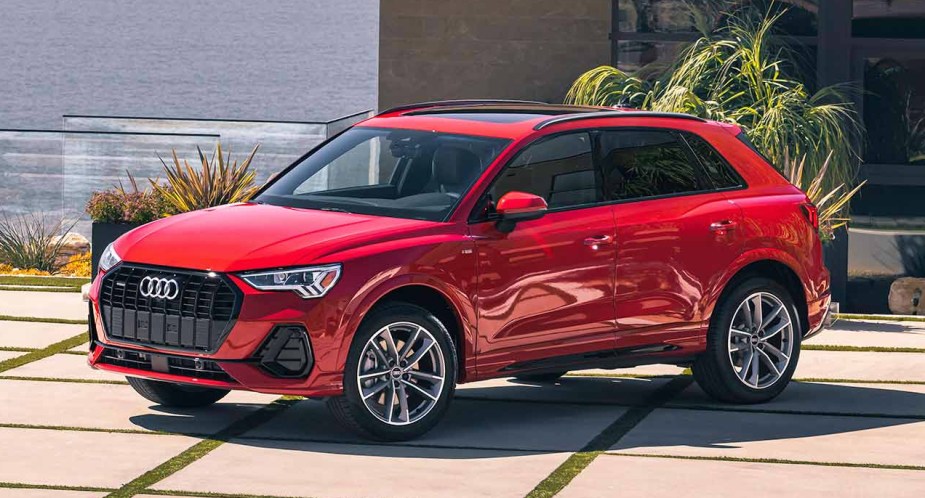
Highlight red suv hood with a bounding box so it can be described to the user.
[113,203,439,272]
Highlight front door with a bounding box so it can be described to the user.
[470,131,617,374]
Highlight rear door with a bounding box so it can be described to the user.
[596,129,744,349]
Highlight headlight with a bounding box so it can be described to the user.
[238,264,341,299]
[98,243,122,272]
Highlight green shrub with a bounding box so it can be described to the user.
[86,173,171,224]
[0,214,75,273]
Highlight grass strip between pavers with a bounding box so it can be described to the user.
[0,374,127,385]
[105,397,300,498]
[0,285,81,293]
[835,313,925,323]
[803,344,925,353]
[143,488,310,498]
[0,275,89,287]
[0,333,89,373]
[0,314,87,325]
[0,346,37,353]
[0,422,183,436]
[0,482,115,493]
[607,452,925,472]
[524,376,693,498]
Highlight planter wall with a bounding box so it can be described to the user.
[91,222,141,277]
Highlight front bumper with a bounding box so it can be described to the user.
[87,267,347,397]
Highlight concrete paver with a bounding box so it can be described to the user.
[609,408,925,467]
[0,351,23,362]
[0,291,86,320]
[3,353,124,381]
[559,454,925,498]
[0,427,195,488]
[808,319,925,348]
[0,379,276,434]
[796,350,925,381]
[0,320,86,349]
[244,397,627,452]
[0,490,106,498]
[457,375,672,405]
[153,439,570,498]
[668,381,925,417]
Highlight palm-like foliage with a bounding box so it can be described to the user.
[152,143,260,213]
[565,8,863,196]
[785,152,865,241]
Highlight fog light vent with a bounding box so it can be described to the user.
[255,326,313,378]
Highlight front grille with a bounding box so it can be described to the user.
[98,346,236,383]
[99,264,242,353]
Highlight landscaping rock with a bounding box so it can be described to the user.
[53,232,90,266]
[888,277,925,315]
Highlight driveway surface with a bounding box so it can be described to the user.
[1,293,923,498]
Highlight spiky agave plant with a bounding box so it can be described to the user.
[565,7,863,197]
[151,143,260,213]
[785,152,865,241]
[0,214,76,273]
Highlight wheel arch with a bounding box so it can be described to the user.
[336,277,475,382]
[708,254,810,336]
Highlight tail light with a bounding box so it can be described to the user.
[800,202,819,230]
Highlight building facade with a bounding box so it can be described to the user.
[379,0,925,313]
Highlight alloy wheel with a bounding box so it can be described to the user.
[727,292,794,389]
[356,321,446,426]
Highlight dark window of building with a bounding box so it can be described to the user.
[489,132,600,210]
[616,41,684,74]
[853,0,925,38]
[683,133,744,189]
[863,57,925,165]
[617,0,817,36]
[597,130,705,200]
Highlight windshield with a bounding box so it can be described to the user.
[257,127,510,221]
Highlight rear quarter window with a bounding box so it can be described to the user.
[683,132,746,189]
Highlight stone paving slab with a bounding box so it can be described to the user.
[559,454,925,498]
[0,490,106,498]
[3,354,123,381]
[609,408,925,467]
[0,351,23,362]
[0,320,86,349]
[796,350,925,381]
[0,379,276,434]
[0,427,195,488]
[457,375,673,405]
[153,439,570,498]
[0,291,86,320]
[668,381,925,417]
[808,320,925,348]
[244,397,627,452]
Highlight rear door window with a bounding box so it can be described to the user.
[597,130,708,201]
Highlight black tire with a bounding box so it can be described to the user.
[126,377,230,408]
[514,371,567,382]
[692,277,802,404]
[326,302,457,441]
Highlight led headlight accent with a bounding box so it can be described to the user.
[98,243,122,272]
[239,264,341,299]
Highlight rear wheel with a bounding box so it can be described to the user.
[514,371,567,382]
[326,303,457,441]
[126,377,230,408]
[693,277,801,404]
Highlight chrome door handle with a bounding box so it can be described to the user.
[583,235,613,248]
[710,220,738,234]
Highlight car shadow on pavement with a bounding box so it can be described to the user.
[128,376,925,459]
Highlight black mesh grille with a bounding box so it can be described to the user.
[98,346,236,383]
[99,264,242,353]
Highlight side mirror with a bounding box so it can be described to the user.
[495,191,547,233]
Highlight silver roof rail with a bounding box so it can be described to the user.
[534,111,706,130]
[378,99,548,116]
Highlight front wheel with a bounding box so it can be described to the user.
[693,277,801,404]
[326,303,457,441]
[126,377,230,408]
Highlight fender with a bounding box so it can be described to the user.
[700,247,808,321]
[333,272,478,380]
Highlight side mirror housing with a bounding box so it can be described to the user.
[495,191,547,233]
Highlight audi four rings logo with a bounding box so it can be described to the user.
[140,276,180,300]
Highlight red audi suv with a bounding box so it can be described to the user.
[88,100,831,440]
